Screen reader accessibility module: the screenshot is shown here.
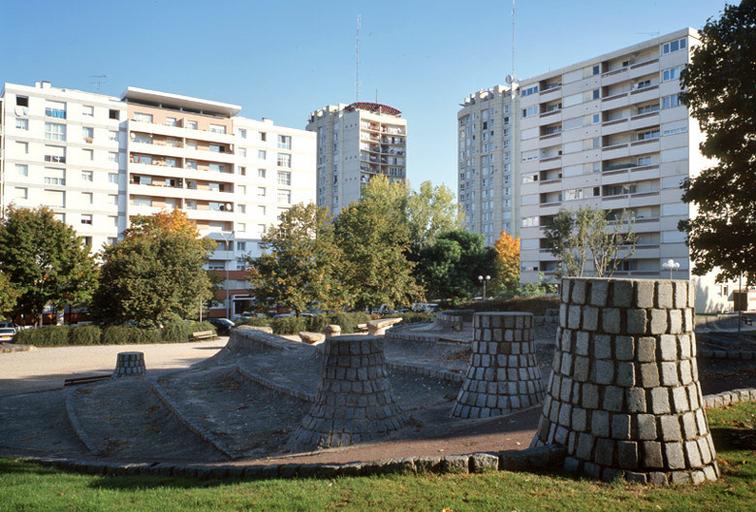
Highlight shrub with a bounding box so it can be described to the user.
[270,316,307,335]
[388,312,434,324]
[101,325,162,344]
[189,321,217,334]
[15,326,70,346]
[330,312,371,333]
[306,315,330,333]
[68,325,102,345]
[162,320,193,343]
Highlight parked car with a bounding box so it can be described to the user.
[0,321,19,329]
[0,327,17,343]
[207,318,235,336]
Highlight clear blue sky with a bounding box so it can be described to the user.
[0,0,728,192]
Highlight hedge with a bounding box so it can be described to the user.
[14,320,217,347]
[242,312,375,335]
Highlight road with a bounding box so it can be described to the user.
[0,338,227,396]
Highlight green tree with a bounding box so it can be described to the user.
[543,207,637,278]
[418,229,498,301]
[0,272,20,319]
[92,210,214,326]
[0,207,97,324]
[406,181,460,252]
[248,203,348,315]
[335,176,422,309]
[679,0,756,284]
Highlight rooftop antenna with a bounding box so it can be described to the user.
[355,14,361,102]
[89,74,107,91]
[505,1,516,87]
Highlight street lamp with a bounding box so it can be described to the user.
[662,259,680,280]
[478,274,491,301]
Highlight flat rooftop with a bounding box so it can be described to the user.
[122,87,242,117]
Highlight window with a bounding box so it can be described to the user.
[277,153,291,168]
[16,141,29,154]
[44,170,65,186]
[209,124,226,134]
[521,105,538,118]
[16,95,29,107]
[186,120,198,130]
[107,237,117,245]
[16,164,28,176]
[259,132,267,141]
[109,109,120,120]
[277,190,291,204]
[15,187,28,199]
[257,187,266,197]
[662,38,687,55]
[239,128,247,139]
[132,196,153,207]
[257,205,266,216]
[83,148,94,161]
[81,170,94,182]
[239,166,247,176]
[209,144,222,153]
[45,122,66,141]
[592,89,600,100]
[239,148,247,157]
[82,192,93,204]
[258,150,267,160]
[45,101,66,119]
[208,163,224,173]
[592,113,600,124]
[238,185,246,195]
[258,168,266,178]
[108,172,118,184]
[521,85,539,97]
[662,65,684,82]
[637,128,660,141]
[277,171,291,186]
[236,223,246,232]
[186,159,197,170]
[185,140,198,149]
[277,135,292,149]
[564,188,584,201]
[164,117,177,127]
[661,94,681,109]
[522,216,539,227]
[258,224,267,234]
[53,212,65,221]
[108,194,118,205]
[15,118,28,130]
[164,158,177,168]
[109,130,118,142]
[83,236,92,247]
[133,112,153,123]
[592,64,600,75]
[82,126,94,141]
[80,214,93,226]
[83,105,94,117]
[236,241,246,251]
[238,204,246,214]
[108,152,118,162]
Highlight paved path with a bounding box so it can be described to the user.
[0,339,227,396]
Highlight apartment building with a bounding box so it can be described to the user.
[0,81,316,318]
[306,102,407,215]
[460,28,731,312]
[458,85,518,245]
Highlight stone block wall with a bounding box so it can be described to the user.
[532,278,719,485]
[289,336,404,449]
[452,312,545,418]
[112,352,146,378]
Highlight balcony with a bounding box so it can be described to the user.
[45,108,66,119]
[44,155,66,164]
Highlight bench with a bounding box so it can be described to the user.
[191,330,216,340]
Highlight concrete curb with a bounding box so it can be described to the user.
[63,387,104,455]
[702,387,756,409]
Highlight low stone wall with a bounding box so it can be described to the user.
[452,312,544,418]
[436,310,475,331]
[533,277,720,485]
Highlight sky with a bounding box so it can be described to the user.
[0,0,729,192]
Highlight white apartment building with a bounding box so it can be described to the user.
[0,81,316,318]
[306,102,407,215]
[458,85,518,245]
[461,29,732,312]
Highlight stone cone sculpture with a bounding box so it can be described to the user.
[452,312,544,418]
[532,277,719,485]
[289,335,404,449]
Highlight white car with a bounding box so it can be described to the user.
[0,327,17,343]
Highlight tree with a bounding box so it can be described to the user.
[406,181,461,252]
[678,1,756,285]
[418,229,498,301]
[493,231,520,292]
[0,207,98,324]
[248,203,348,315]
[0,272,20,319]
[92,210,214,326]
[543,207,637,278]
[335,176,422,309]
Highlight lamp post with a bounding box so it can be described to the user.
[478,274,491,301]
[662,259,680,280]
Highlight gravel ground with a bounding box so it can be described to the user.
[0,339,227,396]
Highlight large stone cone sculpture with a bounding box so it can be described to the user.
[452,312,545,418]
[289,335,405,449]
[532,278,719,485]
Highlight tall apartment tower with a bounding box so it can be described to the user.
[0,81,316,318]
[460,28,731,312]
[457,85,518,245]
[306,102,407,215]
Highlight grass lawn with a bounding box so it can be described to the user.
[1,402,754,512]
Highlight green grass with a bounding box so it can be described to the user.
[1,403,754,512]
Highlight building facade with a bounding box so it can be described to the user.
[459,29,733,312]
[0,81,316,318]
[306,102,406,215]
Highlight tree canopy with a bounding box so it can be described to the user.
[493,230,520,292]
[679,0,756,284]
[0,207,98,324]
[248,203,348,315]
[92,210,214,326]
[406,181,460,252]
[0,272,19,319]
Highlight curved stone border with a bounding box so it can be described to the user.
[63,387,103,455]
[147,380,235,460]
[385,361,464,383]
[698,349,756,361]
[702,388,756,409]
[234,365,315,402]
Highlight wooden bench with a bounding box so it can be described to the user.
[191,330,216,340]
